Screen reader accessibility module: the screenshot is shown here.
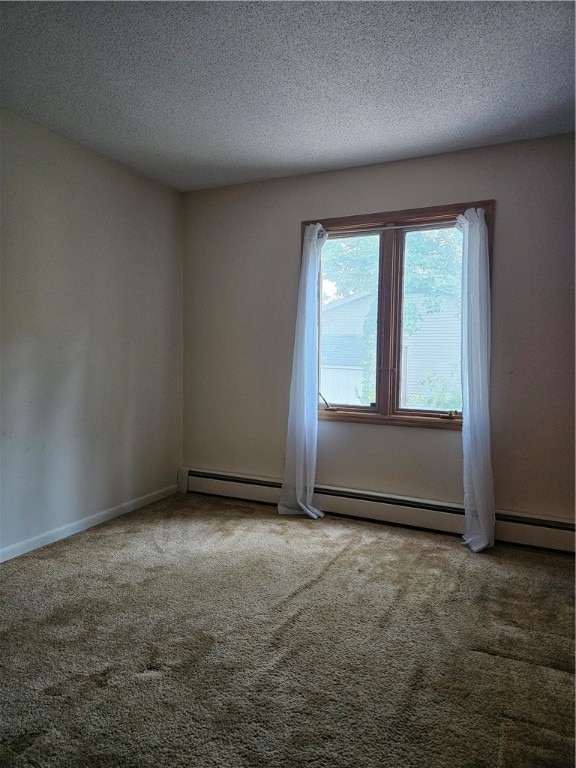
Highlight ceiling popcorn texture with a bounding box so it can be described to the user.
[0,1,573,191]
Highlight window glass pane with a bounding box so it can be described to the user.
[400,227,463,412]
[320,234,379,406]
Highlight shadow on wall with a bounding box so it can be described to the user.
[0,274,143,551]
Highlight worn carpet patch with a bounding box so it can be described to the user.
[1,493,574,767]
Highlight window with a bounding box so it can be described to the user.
[311,200,494,429]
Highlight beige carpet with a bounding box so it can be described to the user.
[1,493,574,768]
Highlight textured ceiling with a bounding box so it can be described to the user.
[0,2,573,191]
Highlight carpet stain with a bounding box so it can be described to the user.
[0,731,43,757]
[86,667,115,688]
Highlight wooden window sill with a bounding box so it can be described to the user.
[318,408,462,430]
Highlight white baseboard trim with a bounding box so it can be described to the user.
[0,484,179,563]
[186,469,575,552]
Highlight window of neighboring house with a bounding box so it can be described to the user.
[312,200,495,429]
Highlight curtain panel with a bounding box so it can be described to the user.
[278,223,328,519]
[458,208,496,551]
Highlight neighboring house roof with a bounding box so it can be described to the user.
[322,293,375,337]
[322,292,372,310]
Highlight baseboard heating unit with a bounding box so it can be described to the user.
[182,468,574,553]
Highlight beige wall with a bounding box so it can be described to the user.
[183,135,575,522]
[1,110,184,554]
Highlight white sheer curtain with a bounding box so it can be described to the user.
[458,208,495,551]
[278,223,328,519]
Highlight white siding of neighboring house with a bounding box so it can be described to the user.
[321,292,374,336]
[321,366,365,406]
[401,295,461,408]
[320,293,374,405]
[320,292,461,408]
